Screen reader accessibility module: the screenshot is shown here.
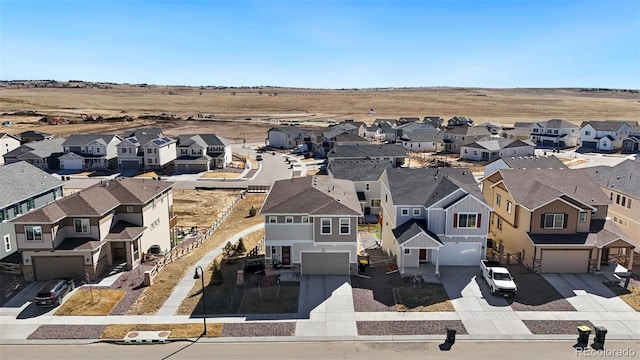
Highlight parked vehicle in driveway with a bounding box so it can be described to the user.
[34,278,75,307]
[480,260,517,297]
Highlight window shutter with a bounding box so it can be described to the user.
[477,213,482,228]
[563,213,568,228]
[453,213,458,228]
[541,213,545,228]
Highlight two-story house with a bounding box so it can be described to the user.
[529,119,580,148]
[259,176,363,275]
[579,120,637,151]
[327,159,393,222]
[460,138,535,161]
[3,138,64,170]
[118,128,177,171]
[622,125,640,153]
[267,126,311,149]
[174,134,232,173]
[59,134,123,171]
[482,169,635,273]
[380,168,492,276]
[442,126,491,153]
[0,133,21,165]
[0,162,64,263]
[584,160,640,252]
[11,178,175,281]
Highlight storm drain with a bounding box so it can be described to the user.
[119,331,171,344]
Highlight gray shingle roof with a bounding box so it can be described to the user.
[4,138,64,159]
[327,144,408,159]
[491,155,567,170]
[0,161,64,209]
[62,134,120,147]
[528,219,635,248]
[444,126,491,137]
[178,134,230,147]
[12,178,173,223]
[333,133,369,142]
[496,169,609,210]
[385,168,483,207]
[260,176,363,216]
[540,119,578,129]
[580,120,638,132]
[465,138,534,151]
[392,219,442,245]
[401,130,442,143]
[269,126,310,135]
[583,160,640,199]
[328,159,393,182]
[123,128,163,146]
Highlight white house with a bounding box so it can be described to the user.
[60,134,122,171]
[0,132,21,165]
[579,121,637,151]
[529,119,579,148]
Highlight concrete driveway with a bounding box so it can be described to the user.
[295,275,356,337]
[543,273,635,312]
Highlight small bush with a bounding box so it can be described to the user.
[248,206,257,217]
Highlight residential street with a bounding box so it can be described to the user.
[3,341,640,360]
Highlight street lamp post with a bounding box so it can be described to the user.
[193,266,207,335]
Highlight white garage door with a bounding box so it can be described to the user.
[438,243,481,266]
[541,250,590,273]
[301,252,349,275]
[62,158,83,170]
[33,256,85,281]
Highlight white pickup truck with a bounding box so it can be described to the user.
[480,260,517,297]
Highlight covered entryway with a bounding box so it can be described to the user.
[33,256,85,280]
[301,252,349,275]
[439,242,482,266]
[540,249,590,273]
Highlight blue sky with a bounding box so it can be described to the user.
[1,0,639,88]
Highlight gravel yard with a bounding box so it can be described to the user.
[108,264,154,315]
[221,322,296,337]
[351,249,407,312]
[357,320,467,336]
[27,325,107,340]
[523,320,595,334]
[507,265,576,312]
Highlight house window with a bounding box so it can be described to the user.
[271,247,276,254]
[27,199,35,211]
[181,149,187,155]
[365,183,370,191]
[3,234,10,252]
[616,194,621,204]
[133,240,140,261]
[152,198,157,209]
[321,218,331,235]
[371,199,381,207]
[73,218,90,234]
[553,130,559,134]
[401,208,409,216]
[610,192,613,201]
[96,148,101,153]
[621,197,626,207]
[301,216,309,223]
[497,217,503,231]
[455,213,479,228]
[127,206,133,213]
[268,216,277,224]
[0,209,6,222]
[404,248,411,255]
[579,212,587,223]
[147,148,153,154]
[339,218,350,235]
[533,128,538,133]
[627,199,632,209]
[496,194,502,206]
[285,216,294,223]
[413,208,420,216]
[544,213,565,229]
[585,131,591,136]
[25,226,42,241]
[506,201,512,214]
[385,194,388,203]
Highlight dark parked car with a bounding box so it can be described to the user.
[34,278,75,307]
[245,259,265,274]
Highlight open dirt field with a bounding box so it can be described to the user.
[1,84,638,142]
[172,189,242,230]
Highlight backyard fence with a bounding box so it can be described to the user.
[0,262,21,275]
[487,250,522,265]
[144,191,246,285]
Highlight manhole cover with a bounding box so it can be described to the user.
[127,332,139,338]
[158,331,170,337]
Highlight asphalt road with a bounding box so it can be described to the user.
[5,341,640,360]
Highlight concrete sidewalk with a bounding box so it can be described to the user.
[156,223,265,316]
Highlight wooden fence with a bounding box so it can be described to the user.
[487,251,521,265]
[145,192,245,284]
[0,262,21,275]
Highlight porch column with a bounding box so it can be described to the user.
[596,248,602,272]
[627,249,634,271]
[435,249,440,278]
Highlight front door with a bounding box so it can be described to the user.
[419,249,427,262]
[282,246,291,266]
[601,248,610,265]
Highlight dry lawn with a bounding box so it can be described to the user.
[135,171,161,178]
[172,189,241,229]
[126,194,267,315]
[101,323,222,339]
[1,86,639,143]
[200,172,240,179]
[177,229,265,315]
[605,283,640,311]
[55,288,126,316]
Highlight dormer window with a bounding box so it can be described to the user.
[74,218,90,234]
